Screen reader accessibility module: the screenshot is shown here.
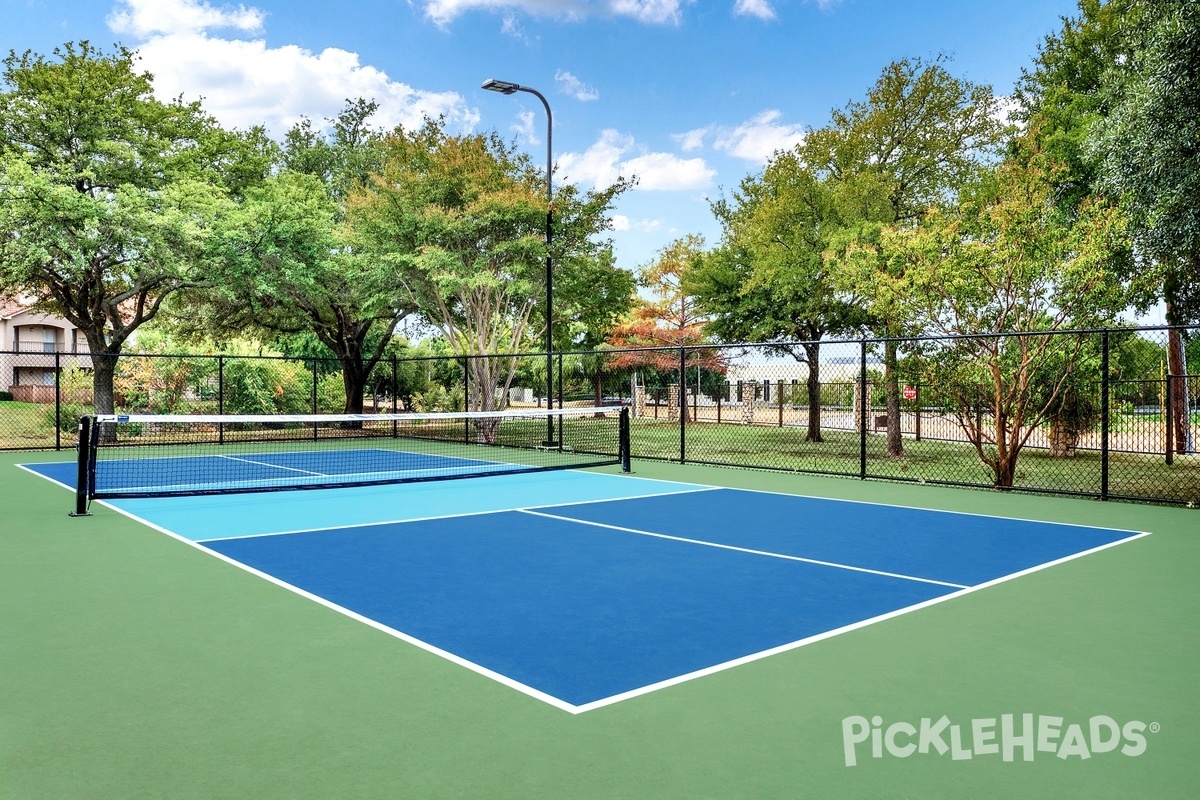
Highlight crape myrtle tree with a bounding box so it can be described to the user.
[608,235,724,421]
[685,155,866,442]
[0,42,272,423]
[878,136,1134,487]
[170,101,416,416]
[349,119,632,429]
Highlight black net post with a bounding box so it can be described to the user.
[70,415,93,517]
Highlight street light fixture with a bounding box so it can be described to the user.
[482,77,556,446]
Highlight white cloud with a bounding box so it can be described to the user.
[606,0,691,24]
[733,0,776,20]
[672,127,709,152]
[514,110,539,144]
[713,110,805,161]
[611,215,663,233]
[108,0,478,136]
[418,0,692,26]
[555,70,599,102]
[108,0,263,37]
[679,110,806,162]
[559,129,715,191]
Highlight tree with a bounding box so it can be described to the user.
[1089,0,1200,452]
[812,56,1008,456]
[687,154,866,442]
[0,42,271,420]
[1017,0,1196,454]
[607,236,723,419]
[881,140,1134,487]
[350,120,632,421]
[169,101,414,417]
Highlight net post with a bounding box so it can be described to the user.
[619,406,631,472]
[70,415,93,517]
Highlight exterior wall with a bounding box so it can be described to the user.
[0,302,91,394]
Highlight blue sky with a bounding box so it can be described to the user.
[4,0,1081,272]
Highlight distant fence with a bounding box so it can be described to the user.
[2,326,1197,505]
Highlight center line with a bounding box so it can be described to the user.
[518,509,969,589]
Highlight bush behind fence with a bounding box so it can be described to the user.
[2,327,1197,505]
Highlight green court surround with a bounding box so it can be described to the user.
[2,451,1197,799]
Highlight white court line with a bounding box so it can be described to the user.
[215,454,329,476]
[620,473,1145,535]
[196,484,721,543]
[88,498,580,713]
[572,529,1153,713]
[18,461,1156,714]
[519,509,969,589]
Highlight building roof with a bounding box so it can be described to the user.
[0,296,31,319]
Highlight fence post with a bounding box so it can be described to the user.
[1101,330,1110,501]
[859,339,868,479]
[915,381,922,441]
[311,361,319,441]
[391,355,398,414]
[1165,358,1174,466]
[54,351,62,450]
[777,380,784,426]
[217,355,225,444]
[679,346,686,464]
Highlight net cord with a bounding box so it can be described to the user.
[91,406,621,425]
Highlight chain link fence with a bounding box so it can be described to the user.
[3,326,1197,505]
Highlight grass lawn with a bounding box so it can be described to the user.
[629,419,1200,505]
[0,400,64,450]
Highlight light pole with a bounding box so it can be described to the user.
[481,78,557,446]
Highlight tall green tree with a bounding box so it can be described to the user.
[1089,0,1200,452]
[0,42,272,417]
[350,119,631,415]
[687,151,867,442]
[813,56,1008,456]
[171,101,414,415]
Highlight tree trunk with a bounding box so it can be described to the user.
[1048,417,1078,457]
[803,342,822,443]
[1166,325,1191,455]
[90,350,119,443]
[993,454,1018,488]
[883,340,905,458]
[341,363,368,415]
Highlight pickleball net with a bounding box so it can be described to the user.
[72,407,630,514]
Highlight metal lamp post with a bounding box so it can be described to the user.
[481,78,557,446]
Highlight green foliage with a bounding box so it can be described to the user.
[1088,0,1200,322]
[352,118,632,412]
[220,358,311,415]
[0,42,270,414]
[40,367,92,433]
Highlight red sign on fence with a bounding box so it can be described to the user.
[902,385,917,400]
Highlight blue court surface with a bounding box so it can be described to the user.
[23,460,1147,713]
